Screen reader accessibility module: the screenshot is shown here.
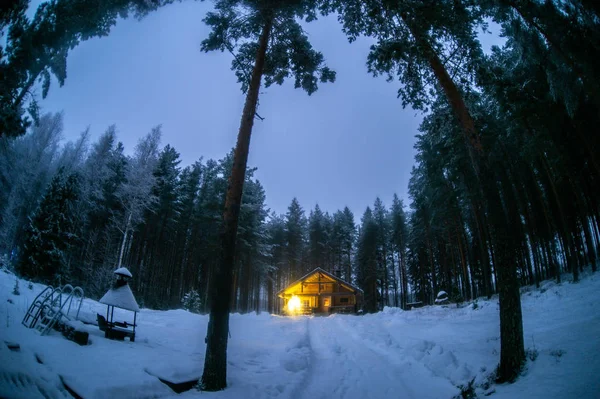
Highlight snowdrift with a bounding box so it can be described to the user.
[1,267,599,398]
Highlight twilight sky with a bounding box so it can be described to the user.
[38,1,499,219]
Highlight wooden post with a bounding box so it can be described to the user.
[318,273,321,293]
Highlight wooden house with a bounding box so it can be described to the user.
[277,268,362,315]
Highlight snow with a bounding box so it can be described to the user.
[435,291,449,304]
[1,267,600,399]
[99,284,140,312]
[114,267,133,278]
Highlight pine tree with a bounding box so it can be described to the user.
[265,212,287,313]
[390,194,408,308]
[357,207,378,313]
[114,126,161,271]
[200,0,335,389]
[234,174,269,314]
[0,113,63,255]
[75,126,131,295]
[130,145,181,308]
[169,162,202,308]
[326,0,525,381]
[340,207,356,283]
[285,198,307,281]
[308,204,327,271]
[373,198,390,309]
[18,169,80,284]
[0,0,169,138]
[182,289,201,313]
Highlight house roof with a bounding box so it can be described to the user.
[276,267,363,297]
[99,284,140,312]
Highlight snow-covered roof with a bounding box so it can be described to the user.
[99,284,140,312]
[276,267,363,296]
[114,267,133,278]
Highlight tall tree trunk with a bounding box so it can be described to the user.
[391,254,399,307]
[267,270,274,313]
[201,15,273,391]
[347,247,352,283]
[400,248,408,308]
[457,225,471,301]
[402,16,525,381]
[116,212,131,269]
[424,222,437,304]
[382,244,389,307]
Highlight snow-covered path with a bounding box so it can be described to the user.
[296,316,458,399]
[2,268,600,399]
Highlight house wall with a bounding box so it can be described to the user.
[278,270,362,314]
[282,291,356,312]
[332,295,355,306]
[298,282,355,295]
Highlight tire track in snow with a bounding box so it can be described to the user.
[288,318,315,399]
[339,315,472,389]
[293,316,432,399]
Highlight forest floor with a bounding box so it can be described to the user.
[1,268,599,399]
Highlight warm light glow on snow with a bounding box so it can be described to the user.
[287,295,301,314]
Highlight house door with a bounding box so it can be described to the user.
[321,296,331,313]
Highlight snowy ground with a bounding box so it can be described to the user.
[1,268,599,399]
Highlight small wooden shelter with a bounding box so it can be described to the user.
[277,268,362,315]
[98,267,140,341]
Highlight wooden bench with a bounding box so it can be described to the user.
[97,314,135,342]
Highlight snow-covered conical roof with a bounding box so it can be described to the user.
[114,267,133,278]
[99,284,140,312]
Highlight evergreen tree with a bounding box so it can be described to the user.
[129,145,181,308]
[0,0,169,138]
[191,158,228,313]
[340,207,356,283]
[326,0,525,381]
[390,194,408,308]
[182,289,202,313]
[75,126,131,295]
[373,197,390,309]
[308,204,327,271]
[18,169,80,284]
[357,207,378,313]
[200,0,335,389]
[233,173,270,314]
[0,113,63,256]
[114,126,161,271]
[285,198,307,281]
[168,162,202,308]
[265,212,287,313]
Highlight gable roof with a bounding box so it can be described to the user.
[276,267,363,296]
